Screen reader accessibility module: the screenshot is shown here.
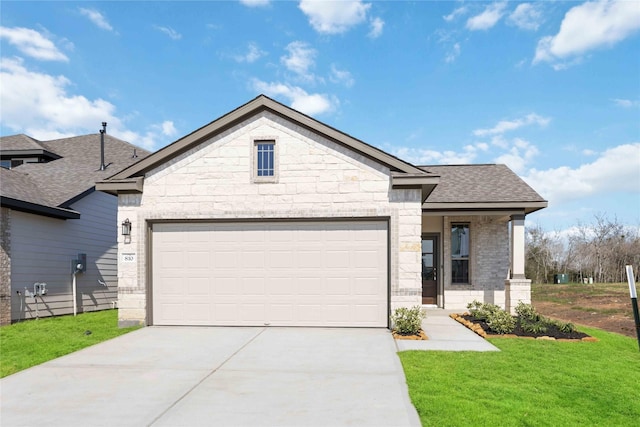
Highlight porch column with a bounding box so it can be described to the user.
[510,214,526,279]
[505,214,530,314]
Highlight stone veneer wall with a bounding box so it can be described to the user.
[442,215,510,310]
[116,112,423,326]
[1,207,11,325]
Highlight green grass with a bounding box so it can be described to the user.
[0,309,140,378]
[400,327,640,426]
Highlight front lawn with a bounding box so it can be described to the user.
[400,327,640,426]
[0,309,140,378]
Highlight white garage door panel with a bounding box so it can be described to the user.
[152,221,388,327]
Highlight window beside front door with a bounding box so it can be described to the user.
[422,236,438,305]
[451,223,469,283]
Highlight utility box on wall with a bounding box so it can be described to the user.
[71,253,87,273]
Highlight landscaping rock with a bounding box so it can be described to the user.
[392,329,428,340]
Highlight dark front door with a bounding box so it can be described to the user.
[422,236,438,305]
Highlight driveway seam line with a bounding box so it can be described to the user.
[146,327,267,427]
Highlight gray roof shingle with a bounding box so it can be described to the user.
[0,167,53,206]
[0,134,45,151]
[1,133,150,211]
[420,164,546,204]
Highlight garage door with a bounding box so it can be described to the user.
[151,221,388,327]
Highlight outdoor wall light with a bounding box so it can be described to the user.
[121,218,131,236]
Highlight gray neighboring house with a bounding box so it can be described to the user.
[97,95,547,328]
[0,132,149,325]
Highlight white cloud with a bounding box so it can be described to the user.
[444,6,468,22]
[391,144,480,165]
[508,3,543,31]
[299,0,370,34]
[473,113,550,137]
[582,148,597,156]
[161,121,177,137]
[494,138,539,174]
[239,0,270,7]
[154,25,182,40]
[368,17,384,38]
[466,2,507,31]
[613,98,639,108]
[235,42,267,63]
[330,64,354,87]
[0,26,68,61]
[281,41,316,79]
[251,79,336,116]
[445,42,461,63]
[534,0,640,67]
[79,8,114,32]
[523,143,640,205]
[0,57,170,150]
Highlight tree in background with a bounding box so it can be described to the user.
[526,214,640,284]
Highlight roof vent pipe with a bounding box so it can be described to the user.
[99,122,107,171]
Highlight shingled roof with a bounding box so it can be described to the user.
[420,164,547,214]
[0,134,45,151]
[0,133,150,218]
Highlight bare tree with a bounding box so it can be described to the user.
[526,214,640,283]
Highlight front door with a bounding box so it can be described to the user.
[422,236,438,305]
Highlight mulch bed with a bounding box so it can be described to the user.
[451,313,597,342]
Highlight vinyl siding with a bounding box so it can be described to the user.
[10,191,118,321]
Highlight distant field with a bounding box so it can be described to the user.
[532,282,636,337]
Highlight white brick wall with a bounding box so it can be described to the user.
[117,112,423,325]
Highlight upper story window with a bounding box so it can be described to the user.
[256,142,274,176]
[253,139,278,183]
[451,223,470,284]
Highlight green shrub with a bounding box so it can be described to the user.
[521,320,548,335]
[515,302,541,322]
[467,300,484,317]
[391,306,426,335]
[486,309,516,334]
[552,319,577,333]
[467,300,502,321]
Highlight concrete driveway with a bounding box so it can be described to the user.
[1,327,420,427]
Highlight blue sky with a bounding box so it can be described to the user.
[1,1,639,234]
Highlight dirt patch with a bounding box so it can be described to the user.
[532,283,637,338]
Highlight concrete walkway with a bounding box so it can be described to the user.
[394,309,499,352]
[1,327,420,427]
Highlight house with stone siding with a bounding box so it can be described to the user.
[0,133,149,325]
[96,95,546,328]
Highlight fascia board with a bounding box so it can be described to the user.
[0,196,81,219]
[95,177,144,194]
[423,201,548,214]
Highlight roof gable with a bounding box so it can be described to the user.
[106,95,429,181]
